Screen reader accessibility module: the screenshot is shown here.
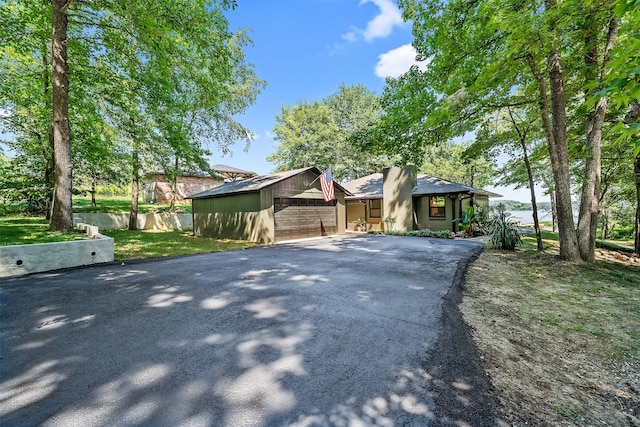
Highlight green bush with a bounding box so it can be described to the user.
[454,206,490,237]
[489,205,522,250]
[383,228,455,239]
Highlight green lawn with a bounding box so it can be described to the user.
[597,238,635,252]
[73,195,192,214]
[0,217,87,246]
[464,231,640,426]
[100,229,256,260]
[0,214,256,259]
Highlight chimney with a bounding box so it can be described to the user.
[382,166,416,232]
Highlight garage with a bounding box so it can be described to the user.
[274,197,337,241]
[189,167,348,244]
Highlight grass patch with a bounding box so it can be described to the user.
[462,233,640,426]
[0,216,87,246]
[101,229,256,260]
[73,195,192,214]
[597,238,635,253]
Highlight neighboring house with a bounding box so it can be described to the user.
[143,172,224,204]
[342,166,501,232]
[188,167,350,244]
[211,164,257,181]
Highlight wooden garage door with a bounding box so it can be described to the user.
[274,197,337,241]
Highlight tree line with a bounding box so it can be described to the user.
[0,0,264,229]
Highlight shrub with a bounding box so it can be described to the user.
[489,205,522,250]
[454,206,490,237]
[384,228,455,239]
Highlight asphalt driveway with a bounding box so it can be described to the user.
[0,234,489,426]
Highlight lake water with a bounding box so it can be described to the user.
[506,210,554,225]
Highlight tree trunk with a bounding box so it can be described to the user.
[49,0,73,232]
[91,176,96,206]
[577,16,618,262]
[546,45,580,261]
[129,138,139,231]
[600,207,608,240]
[523,144,543,251]
[550,190,558,232]
[169,156,178,213]
[508,107,543,251]
[635,153,640,255]
[527,47,579,261]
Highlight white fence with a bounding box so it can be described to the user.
[74,213,192,231]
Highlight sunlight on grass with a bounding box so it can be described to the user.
[101,229,256,260]
[0,217,87,246]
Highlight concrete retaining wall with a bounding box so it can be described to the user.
[0,223,114,278]
[74,213,192,231]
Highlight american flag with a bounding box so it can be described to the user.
[319,169,335,202]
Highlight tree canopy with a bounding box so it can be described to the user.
[268,84,396,182]
[0,0,264,229]
[366,0,638,261]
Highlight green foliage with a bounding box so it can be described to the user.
[268,101,339,171]
[421,141,495,188]
[489,204,523,250]
[455,206,490,237]
[382,216,396,232]
[0,155,48,214]
[384,229,455,239]
[268,84,395,181]
[0,0,264,228]
[380,0,638,262]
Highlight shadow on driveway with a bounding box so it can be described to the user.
[0,234,500,426]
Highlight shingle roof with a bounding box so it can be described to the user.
[342,173,501,199]
[211,164,256,177]
[341,174,384,199]
[187,167,351,199]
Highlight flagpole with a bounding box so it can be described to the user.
[308,174,321,187]
[308,167,330,187]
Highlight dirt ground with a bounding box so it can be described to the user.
[460,248,640,426]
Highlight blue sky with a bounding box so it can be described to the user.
[214,0,540,202]
[213,0,417,173]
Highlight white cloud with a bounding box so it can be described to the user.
[341,31,358,43]
[375,44,429,79]
[360,0,404,41]
[340,0,404,43]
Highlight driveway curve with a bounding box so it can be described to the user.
[0,234,489,426]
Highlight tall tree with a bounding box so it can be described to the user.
[576,11,619,262]
[472,105,547,251]
[269,85,393,181]
[0,1,55,217]
[268,101,339,174]
[421,141,494,189]
[371,0,632,261]
[2,0,263,232]
[49,0,72,231]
